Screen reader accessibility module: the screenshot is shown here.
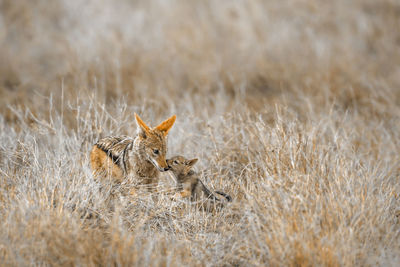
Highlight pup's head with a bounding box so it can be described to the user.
[166,155,198,177]
[135,113,176,172]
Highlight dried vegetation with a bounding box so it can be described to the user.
[0,0,399,266]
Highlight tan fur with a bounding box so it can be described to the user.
[90,146,124,182]
[90,114,176,189]
[166,155,232,211]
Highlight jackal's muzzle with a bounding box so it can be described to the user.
[150,158,170,172]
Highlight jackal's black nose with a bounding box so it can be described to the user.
[163,166,170,171]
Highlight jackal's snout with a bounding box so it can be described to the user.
[151,156,170,172]
[160,155,170,172]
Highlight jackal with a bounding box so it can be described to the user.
[90,113,176,188]
[166,155,231,210]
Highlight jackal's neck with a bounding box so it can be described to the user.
[129,136,159,179]
[177,170,197,183]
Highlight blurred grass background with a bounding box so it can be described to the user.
[1,0,399,117]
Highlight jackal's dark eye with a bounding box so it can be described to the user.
[173,160,178,165]
[153,149,159,155]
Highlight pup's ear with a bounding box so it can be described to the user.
[135,113,151,138]
[155,115,176,136]
[187,158,198,167]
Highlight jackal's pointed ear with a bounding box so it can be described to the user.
[135,113,151,138]
[155,115,176,136]
[187,158,198,167]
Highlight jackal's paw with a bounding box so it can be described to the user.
[171,190,191,201]
[170,192,182,201]
[180,190,191,198]
[129,188,137,197]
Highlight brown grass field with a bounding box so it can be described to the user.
[0,0,399,266]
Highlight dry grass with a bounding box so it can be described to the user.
[0,0,400,266]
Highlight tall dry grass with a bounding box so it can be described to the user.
[0,0,399,266]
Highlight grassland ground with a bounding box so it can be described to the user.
[0,0,399,266]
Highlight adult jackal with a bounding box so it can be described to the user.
[90,113,176,189]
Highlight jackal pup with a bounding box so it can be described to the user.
[166,156,232,210]
[90,113,176,188]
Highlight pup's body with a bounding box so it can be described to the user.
[90,114,176,188]
[166,156,231,210]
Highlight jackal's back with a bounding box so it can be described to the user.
[90,135,134,182]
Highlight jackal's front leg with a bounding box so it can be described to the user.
[180,189,191,198]
[172,189,191,200]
